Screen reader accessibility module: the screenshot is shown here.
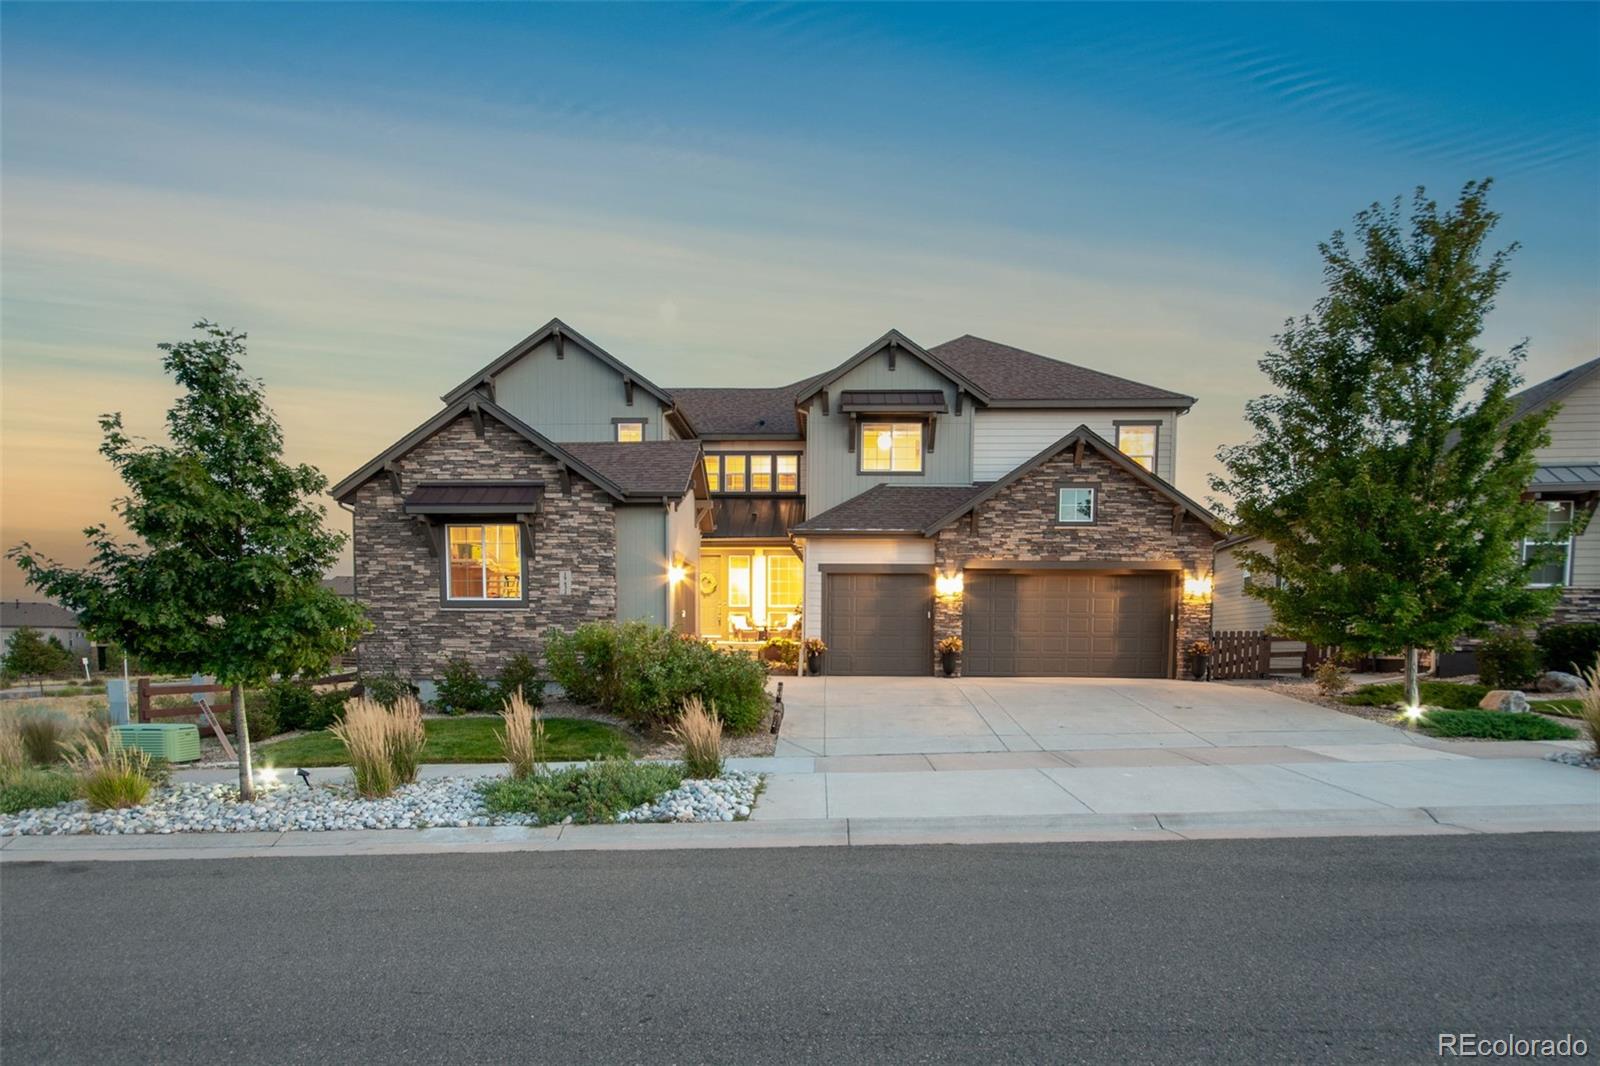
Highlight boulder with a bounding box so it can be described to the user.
[1535,670,1588,694]
[1478,689,1530,713]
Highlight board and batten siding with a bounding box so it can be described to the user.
[798,536,935,640]
[490,336,668,442]
[801,350,973,515]
[973,409,1179,483]
[615,506,668,625]
[1211,542,1277,632]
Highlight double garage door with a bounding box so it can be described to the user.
[822,569,1173,677]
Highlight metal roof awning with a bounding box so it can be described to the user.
[837,389,949,414]
[1530,464,1600,494]
[403,481,544,515]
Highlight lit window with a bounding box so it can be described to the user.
[1116,424,1157,472]
[1057,488,1095,524]
[767,553,802,609]
[776,455,799,492]
[614,420,645,443]
[722,455,747,492]
[728,556,752,608]
[861,422,923,473]
[446,524,522,601]
[750,455,773,492]
[704,455,721,492]
[1524,500,1574,587]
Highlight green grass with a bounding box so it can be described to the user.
[1417,709,1579,741]
[0,766,78,813]
[255,716,629,768]
[1530,699,1582,719]
[1342,681,1487,710]
[477,758,683,823]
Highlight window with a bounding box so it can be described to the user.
[1116,423,1158,472]
[446,524,522,601]
[614,420,645,442]
[722,455,747,492]
[777,454,799,492]
[704,455,721,492]
[750,455,773,492]
[860,422,923,473]
[727,556,752,608]
[1057,487,1095,524]
[766,553,802,609]
[1524,500,1574,587]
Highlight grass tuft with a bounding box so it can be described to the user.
[0,765,78,813]
[63,737,153,810]
[1416,708,1578,741]
[14,708,77,766]
[672,696,724,779]
[1577,657,1600,758]
[495,689,544,780]
[329,695,426,798]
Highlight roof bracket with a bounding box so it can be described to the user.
[886,341,896,371]
[926,416,937,454]
[624,377,635,406]
[819,390,830,416]
[847,412,857,453]
[383,461,403,495]
[516,514,537,558]
[1073,439,1085,467]
[1172,504,1184,534]
[558,466,572,496]
[554,328,565,360]
[413,515,439,557]
[954,389,963,416]
[969,509,979,536]
[468,400,485,439]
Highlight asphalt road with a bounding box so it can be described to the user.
[2,834,1595,1064]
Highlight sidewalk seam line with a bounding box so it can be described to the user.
[1276,762,1399,809]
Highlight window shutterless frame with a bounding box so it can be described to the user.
[612,418,647,442]
[441,521,529,607]
[857,421,925,475]
[1055,483,1097,525]
[704,451,802,494]
[1523,499,1575,588]
[1113,421,1160,473]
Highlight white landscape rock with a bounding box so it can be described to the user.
[0,771,764,837]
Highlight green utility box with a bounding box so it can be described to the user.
[110,723,202,763]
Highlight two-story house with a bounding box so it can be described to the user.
[1212,354,1600,635]
[332,320,1222,681]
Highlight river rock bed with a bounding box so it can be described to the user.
[616,771,762,823]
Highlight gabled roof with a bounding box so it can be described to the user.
[928,335,1196,408]
[920,424,1223,536]
[331,394,636,503]
[440,318,675,409]
[668,386,805,438]
[0,601,80,629]
[1508,354,1600,422]
[792,484,990,536]
[793,330,993,406]
[560,441,705,498]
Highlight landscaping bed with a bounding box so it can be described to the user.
[255,715,629,767]
[1416,709,1578,742]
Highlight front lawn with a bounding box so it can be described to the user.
[255,716,630,767]
[1342,681,1486,710]
[1417,709,1578,741]
[1531,699,1582,719]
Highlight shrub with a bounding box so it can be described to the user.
[936,636,964,655]
[305,689,350,732]
[363,671,417,710]
[545,621,633,708]
[264,680,317,732]
[14,708,76,766]
[1578,656,1600,758]
[0,765,78,813]
[496,689,545,780]
[495,654,546,707]
[1313,658,1352,696]
[1536,623,1600,676]
[1418,708,1578,741]
[1477,629,1542,689]
[329,695,427,797]
[673,696,724,779]
[1342,681,1487,709]
[763,637,799,670]
[477,757,683,823]
[235,693,281,740]
[64,738,153,810]
[435,658,495,715]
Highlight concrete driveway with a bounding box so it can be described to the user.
[775,675,1405,758]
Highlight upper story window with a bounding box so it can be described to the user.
[706,452,800,494]
[614,420,646,442]
[1057,487,1096,524]
[1524,500,1574,587]
[860,422,923,473]
[1116,423,1158,472]
[446,524,523,602]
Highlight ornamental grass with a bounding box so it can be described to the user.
[63,736,152,811]
[495,688,545,780]
[1579,656,1600,759]
[671,696,724,780]
[330,695,427,798]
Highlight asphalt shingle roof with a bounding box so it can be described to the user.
[560,441,703,497]
[666,386,806,438]
[1508,355,1600,421]
[927,335,1196,406]
[0,601,80,629]
[792,483,989,535]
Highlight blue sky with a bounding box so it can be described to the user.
[3,2,1597,590]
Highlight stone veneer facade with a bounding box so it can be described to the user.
[351,415,618,679]
[931,447,1218,677]
[1552,587,1600,625]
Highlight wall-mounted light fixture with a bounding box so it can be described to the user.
[1182,574,1214,601]
[667,564,688,585]
[935,571,964,598]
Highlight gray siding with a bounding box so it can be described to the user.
[1212,542,1277,632]
[615,506,668,624]
[802,350,973,514]
[491,336,669,442]
[1537,372,1600,590]
[973,409,1180,483]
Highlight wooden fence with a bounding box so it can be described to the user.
[1208,632,1343,681]
[137,672,357,735]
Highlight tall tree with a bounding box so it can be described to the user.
[1212,181,1571,707]
[10,322,366,798]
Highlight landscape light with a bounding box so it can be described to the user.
[296,768,312,789]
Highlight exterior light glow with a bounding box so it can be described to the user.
[935,572,964,597]
[667,564,687,585]
[1403,704,1424,722]
[254,766,280,789]
[1182,575,1214,600]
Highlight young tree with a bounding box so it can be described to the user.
[3,626,75,691]
[9,322,367,798]
[1212,181,1570,708]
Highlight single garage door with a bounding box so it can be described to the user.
[823,572,932,676]
[963,571,1172,677]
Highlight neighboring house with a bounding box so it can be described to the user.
[321,575,356,599]
[1213,354,1600,633]
[0,601,90,657]
[334,319,1217,679]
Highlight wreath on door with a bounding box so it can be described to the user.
[699,573,718,596]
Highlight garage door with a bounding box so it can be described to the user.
[823,572,932,676]
[963,571,1172,677]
